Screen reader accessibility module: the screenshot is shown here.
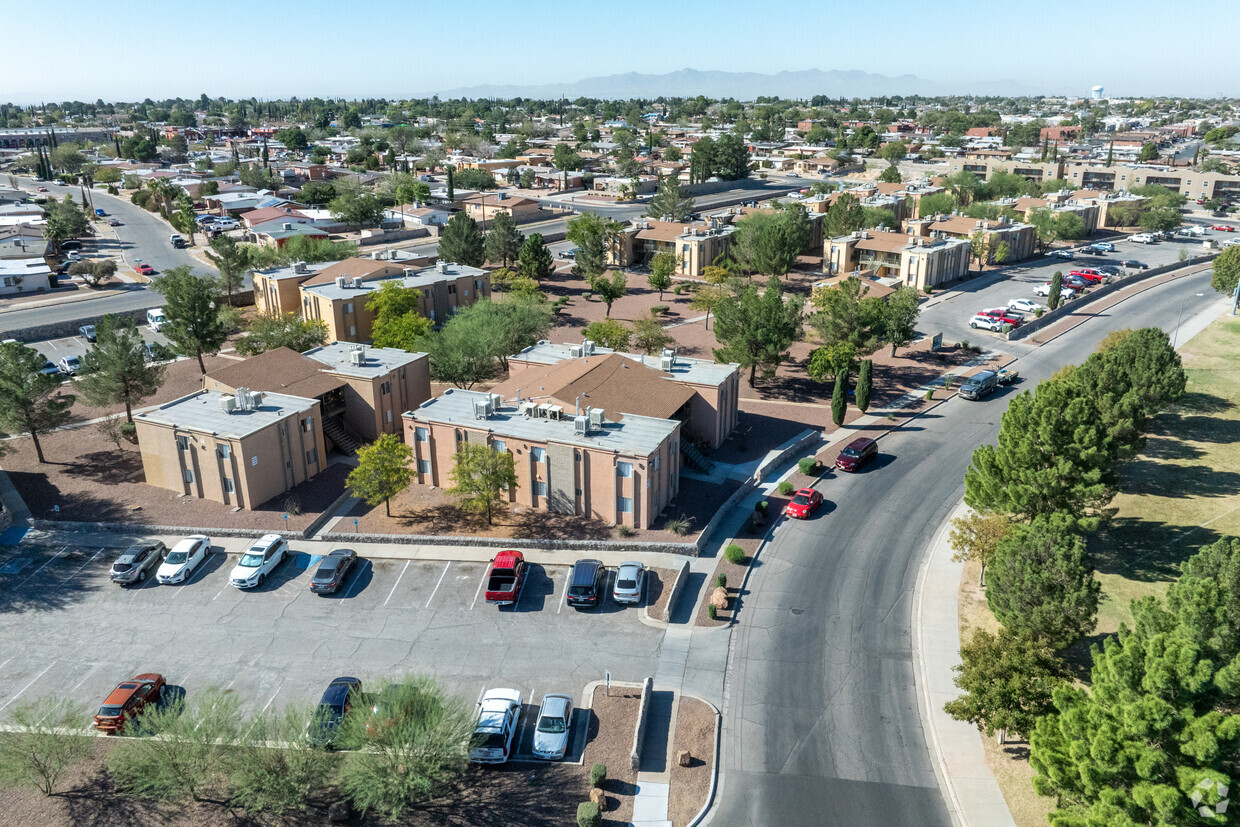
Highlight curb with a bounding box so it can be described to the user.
[683,693,722,827]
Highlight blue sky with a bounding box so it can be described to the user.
[3,0,1235,102]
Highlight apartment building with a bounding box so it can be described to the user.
[300,259,490,342]
[406,389,681,529]
[251,248,437,321]
[461,192,541,222]
[611,218,736,277]
[1060,163,1240,201]
[135,389,327,510]
[921,213,1037,262]
[826,229,971,290]
[503,339,741,449]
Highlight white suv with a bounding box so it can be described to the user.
[229,534,289,589]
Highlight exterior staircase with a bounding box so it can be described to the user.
[679,439,715,474]
[322,417,360,455]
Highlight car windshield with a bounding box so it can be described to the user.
[568,585,593,596]
[97,705,123,717]
[238,553,264,567]
[479,732,508,749]
[165,551,187,565]
[112,562,133,571]
[617,578,637,590]
[841,446,859,458]
[537,716,566,734]
[792,494,810,505]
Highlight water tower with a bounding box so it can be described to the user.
[1091,85,1104,101]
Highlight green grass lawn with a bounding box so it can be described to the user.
[1089,315,1240,634]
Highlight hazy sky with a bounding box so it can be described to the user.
[3,0,1235,103]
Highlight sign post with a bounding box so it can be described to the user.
[605,670,611,697]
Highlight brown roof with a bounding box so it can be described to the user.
[929,215,988,235]
[242,206,309,226]
[302,257,401,287]
[874,182,904,195]
[635,220,705,242]
[463,194,538,209]
[855,231,913,254]
[205,348,346,399]
[1015,197,1048,211]
[489,353,695,423]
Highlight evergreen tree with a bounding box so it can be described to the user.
[1047,270,1063,310]
[645,177,695,222]
[151,267,229,374]
[712,276,804,385]
[437,212,485,268]
[0,343,75,464]
[483,211,523,267]
[516,233,554,282]
[855,359,872,413]
[831,368,847,426]
[76,315,166,422]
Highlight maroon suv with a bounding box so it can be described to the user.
[835,437,878,472]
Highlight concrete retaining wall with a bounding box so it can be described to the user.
[320,528,697,555]
[31,519,303,542]
[754,429,821,483]
[630,676,654,772]
[1008,254,1215,342]
[663,560,691,623]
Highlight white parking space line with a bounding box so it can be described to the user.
[259,683,283,715]
[213,579,233,600]
[0,656,15,673]
[470,567,488,611]
[70,664,99,694]
[59,547,106,587]
[557,572,568,614]
[516,685,534,753]
[384,561,410,607]
[45,341,58,351]
[14,546,67,589]
[170,553,213,599]
[0,662,55,713]
[340,560,370,600]
[425,562,450,609]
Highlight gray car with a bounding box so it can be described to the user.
[109,541,168,585]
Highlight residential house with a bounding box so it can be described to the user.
[250,220,330,248]
[0,258,52,294]
[0,227,51,259]
[461,192,542,223]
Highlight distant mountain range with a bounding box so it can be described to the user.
[431,68,1040,100]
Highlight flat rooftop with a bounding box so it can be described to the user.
[136,390,315,439]
[511,340,737,386]
[408,389,679,456]
[301,262,485,301]
[252,261,334,282]
[304,342,427,380]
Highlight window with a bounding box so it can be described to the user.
[428,309,435,320]
[217,444,230,458]
[617,496,632,513]
[223,478,234,493]
[531,447,547,463]
[385,409,393,423]
[302,417,314,433]
[414,427,429,442]
[176,435,190,451]
[447,284,457,295]
[652,455,659,471]
[380,380,391,395]
[417,459,431,474]
[183,468,195,483]
[533,481,548,497]
[348,325,357,336]
[475,279,484,290]
[616,461,632,478]
[344,302,354,314]
[251,456,258,467]
[492,439,506,453]
[306,448,319,465]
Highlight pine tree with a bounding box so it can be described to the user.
[76,316,166,422]
[855,359,872,413]
[831,369,847,426]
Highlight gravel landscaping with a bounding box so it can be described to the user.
[668,696,717,827]
[580,686,642,826]
[695,538,758,628]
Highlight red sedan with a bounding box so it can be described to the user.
[978,308,1024,327]
[784,488,823,519]
[1211,225,1235,232]
[134,263,155,276]
[94,673,166,734]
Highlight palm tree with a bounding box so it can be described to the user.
[146,178,180,218]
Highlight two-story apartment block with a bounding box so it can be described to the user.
[135,389,327,510]
[251,248,438,320]
[501,340,741,450]
[461,192,542,223]
[610,218,737,277]
[826,229,971,290]
[921,213,1037,262]
[405,389,680,529]
[1060,163,1240,201]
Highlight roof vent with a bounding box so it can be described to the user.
[583,339,596,356]
[335,276,347,289]
[436,260,448,273]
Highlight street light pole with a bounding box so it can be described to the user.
[1172,292,1205,348]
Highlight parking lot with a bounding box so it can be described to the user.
[0,536,662,760]
[26,326,172,374]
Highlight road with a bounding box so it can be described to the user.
[713,268,1222,826]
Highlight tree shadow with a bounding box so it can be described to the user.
[1174,391,1234,415]
[0,543,103,615]
[60,451,145,485]
[1115,460,1240,499]
[6,474,132,523]
[1059,631,1113,684]
[1089,518,1222,584]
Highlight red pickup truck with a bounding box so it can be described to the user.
[485,550,526,606]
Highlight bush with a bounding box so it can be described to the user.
[777,480,794,495]
[716,573,727,589]
[577,802,602,827]
[943,376,954,391]
[707,603,718,620]
[925,388,934,401]
[617,523,634,537]
[797,457,819,476]
[673,285,685,295]
[589,763,607,788]
[0,697,94,796]
[665,515,693,536]
[958,339,970,351]
[724,544,746,565]
[756,500,769,514]
[120,422,137,443]
[651,304,669,316]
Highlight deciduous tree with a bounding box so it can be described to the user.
[648,251,676,299]
[347,434,413,517]
[448,443,519,525]
[235,313,328,356]
[1211,245,1240,298]
[881,285,921,355]
[590,270,627,317]
[631,317,673,355]
[0,697,93,796]
[948,510,1012,586]
[582,318,631,350]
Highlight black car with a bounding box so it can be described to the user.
[307,676,362,748]
[109,540,168,585]
[310,548,358,594]
[566,559,607,609]
[1119,259,1149,270]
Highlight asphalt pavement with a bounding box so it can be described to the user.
[710,268,1222,826]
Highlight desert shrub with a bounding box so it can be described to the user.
[797,457,818,475]
[577,802,602,827]
[724,544,745,565]
[716,573,727,589]
[777,481,794,495]
[665,515,693,536]
[707,604,718,619]
[589,763,607,787]
[617,524,634,537]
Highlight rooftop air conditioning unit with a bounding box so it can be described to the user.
[519,401,537,418]
[574,415,588,434]
[569,345,584,357]
[282,222,293,231]
[490,393,503,410]
[403,268,414,277]
[582,340,595,355]
[249,391,263,408]
[349,346,366,366]
[473,398,493,419]
[589,408,605,428]
[352,277,364,288]
[293,261,307,274]
[335,276,347,289]
[436,260,448,273]
[219,397,237,414]
[234,387,250,411]
[660,355,674,371]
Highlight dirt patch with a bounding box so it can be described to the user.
[645,567,674,621]
[581,686,642,826]
[1,426,350,533]
[668,697,717,827]
[695,538,759,628]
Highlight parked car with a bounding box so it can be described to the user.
[1034,282,1078,298]
[1119,259,1149,269]
[566,559,607,609]
[134,263,155,276]
[557,247,578,259]
[978,308,1024,327]
[532,693,574,760]
[35,186,48,192]
[484,550,526,606]
[93,673,165,734]
[79,324,96,342]
[1062,275,1090,289]
[835,437,877,472]
[108,218,121,226]
[64,250,81,262]
[310,548,358,595]
[94,208,106,217]
[229,534,288,589]
[470,688,523,764]
[1007,298,1044,315]
[307,677,362,748]
[210,217,240,231]
[612,561,646,604]
[969,314,1005,332]
[1050,249,1075,259]
[1130,233,1156,244]
[1096,265,1122,277]
[1210,224,1235,232]
[59,240,82,251]
[959,370,999,400]
[109,541,168,585]
[195,214,220,225]
[1087,242,1114,252]
[39,359,61,377]
[169,233,186,247]
[1069,270,1105,285]
[784,487,823,519]
[58,355,80,375]
[146,308,166,330]
[157,535,211,584]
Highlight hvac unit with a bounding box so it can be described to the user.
[249,391,263,408]
[436,260,448,273]
[352,277,364,288]
[490,393,503,410]
[349,346,366,366]
[219,397,237,414]
[589,408,605,428]
[234,388,250,411]
[660,355,674,371]
[293,261,307,274]
[473,398,493,419]
[403,268,415,277]
[583,339,596,355]
[569,345,584,358]
[574,415,588,435]
[335,276,348,289]
[519,401,538,418]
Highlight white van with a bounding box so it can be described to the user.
[146,308,167,332]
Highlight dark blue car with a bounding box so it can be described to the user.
[307,677,363,748]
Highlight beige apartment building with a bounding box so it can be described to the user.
[611,218,736,277]
[501,340,741,450]
[1060,163,1240,201]
[826,229,971,290]
[920,214,1037,262]
[252,249,436,319]
[405,389,681,529]
[135,389,327,510]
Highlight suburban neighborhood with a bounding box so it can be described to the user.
[0,4,1238,826]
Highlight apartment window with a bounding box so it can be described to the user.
[492,439,506,453]
[428,309,436,320]
[217,444,230,459]
[176,435,190,451]
[301,417,314,433]
[475,279,484,290]
[414,427,429,442]
[447,284,457,295]
[652,455,659,471]
[385,410,393,423]
[417,459,431,474]
[305,448,318,465]
[349,325,357,336]
[183,468,195,483]
[344,302,354,314]
[533,481,548,497]
[223,478,234,494]
[617,496,632,513]
[531,447,547,463]
[616,461,633,478]
[380,380,391,395]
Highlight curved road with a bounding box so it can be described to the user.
[713,269,1221,825]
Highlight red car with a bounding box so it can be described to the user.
[1070,270,1106,284]
[35,186,48,192]
[978,308,1024,327]
[784,488,823,519]
[134,263,155,276]
[1211,225,1235,232]
[94,673,166,734]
